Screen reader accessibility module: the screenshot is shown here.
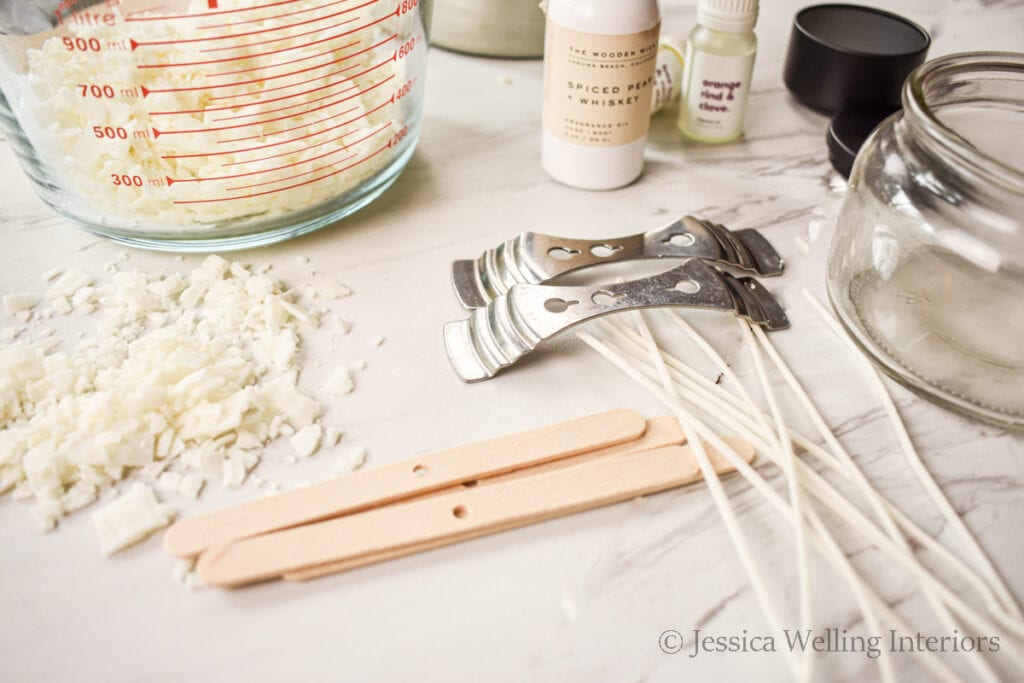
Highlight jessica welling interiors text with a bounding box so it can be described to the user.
[657,628,1001,659]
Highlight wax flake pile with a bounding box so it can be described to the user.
[0,254,366,554]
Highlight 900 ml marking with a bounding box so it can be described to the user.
[62,36,102,52]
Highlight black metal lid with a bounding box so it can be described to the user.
[826,105,899,178]
[784,4,931,114]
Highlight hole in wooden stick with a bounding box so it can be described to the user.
[412,464,429,477]
[452,505,469,519]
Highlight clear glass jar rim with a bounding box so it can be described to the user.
[903,51,1024,193]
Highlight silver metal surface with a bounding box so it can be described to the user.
[445,260,789,382]
[452,215,785,310]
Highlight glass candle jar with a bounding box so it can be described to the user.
[828,52,1024,429]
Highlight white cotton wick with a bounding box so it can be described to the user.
[580,329,967,681]
[600,316,1017,624]
[751,322,1003,683]
[588,322,805,679]
[803,290,1024,624]
[742,320,815,682]
[581,321,1024,668]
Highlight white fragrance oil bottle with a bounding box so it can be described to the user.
[678,0,758,144]
[542,0,661,190]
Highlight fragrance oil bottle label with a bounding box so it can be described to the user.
[680,52,753,140]
[544,22,660,147]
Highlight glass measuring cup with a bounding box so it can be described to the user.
[0,0,429,251]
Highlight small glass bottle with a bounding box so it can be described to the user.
[677,0,758,144]
[542,0,661,190]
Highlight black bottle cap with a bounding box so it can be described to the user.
[826,105,899,178]
[784,4,931,114]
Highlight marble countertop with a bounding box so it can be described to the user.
[1,1,1022,681]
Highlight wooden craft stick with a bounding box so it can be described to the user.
[165,409,647,558]
[198,436,754,588]
[284,415,687,580]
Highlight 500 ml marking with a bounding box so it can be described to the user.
[92,126,149,140]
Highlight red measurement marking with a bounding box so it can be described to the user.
[151,76,393,137]
[167,143,359,184]
[206,34,391,80]
[200,9,372,54]
[200,0,352,30]
[211,59,393,121]
[225,121,368,166]
[208,1,219,8]
[161,105,362,158]
[215,99,393,164]
[132,0,376,49]
[128,0,310,21]
[148,61,367,116]
[212,84,359,122]
[141,38,381,96]
[174,141,392,204]
[136,12,395,68]
[227,123,388,191]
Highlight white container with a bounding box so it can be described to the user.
[541,0,662,190]
[678,0,759,144]
[432,0,546,58]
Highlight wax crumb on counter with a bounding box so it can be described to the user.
[326,366,355,396]
[41,268,62,283]
[313,277,353,300]
[806,207,829,244]
[157,471,183,495]
[49,297,72,316]
[171,557,195,584]
[373,336,385,348]
[289,424,323,459]
[92,483,175,556]
[1,326,25,341]
[355,360,368,371]
[324,427,343,448]
[44,269,92,300]
[296,256,310,265]
[4,294,38,316]
[0,255,366,548]
[335,446,367,474]
[497,74,515,86]
[183,572,203,592]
